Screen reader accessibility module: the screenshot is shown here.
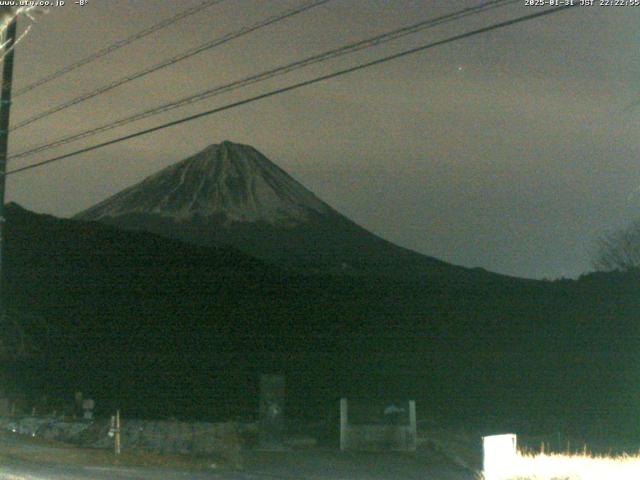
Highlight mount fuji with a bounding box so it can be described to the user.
[76,141,489,279]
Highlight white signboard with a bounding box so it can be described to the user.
[483,433,517,480]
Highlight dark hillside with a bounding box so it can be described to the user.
[3,204,639,440]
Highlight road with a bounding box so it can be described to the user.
[0,431,475,479]
[0,460,474,480]
[0,453,475,480]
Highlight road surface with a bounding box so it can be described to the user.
[0,430,475,479]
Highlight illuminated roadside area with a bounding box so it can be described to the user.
[482,434,640,480]
[484,452,640,480]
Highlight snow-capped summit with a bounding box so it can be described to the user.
[76,141,486,279]
[78,141,331,226]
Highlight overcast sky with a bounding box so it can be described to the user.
[4,0,639,279]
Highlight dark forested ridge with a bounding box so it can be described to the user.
[4,203,640,439]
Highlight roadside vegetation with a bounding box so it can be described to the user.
[479,450,640,480]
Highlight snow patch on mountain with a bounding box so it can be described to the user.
[78,141,332,226]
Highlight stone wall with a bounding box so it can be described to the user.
[0,416,257,457]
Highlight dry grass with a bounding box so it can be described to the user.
[480,450,640,480]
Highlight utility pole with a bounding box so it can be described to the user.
[0,16,17,319]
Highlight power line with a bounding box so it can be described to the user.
[10,0,332,131]
[6,4,577,177]
[10,0,519,163]
[13,0,226,98]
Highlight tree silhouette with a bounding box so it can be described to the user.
[592,220,640,272]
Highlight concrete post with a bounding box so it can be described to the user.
[408,400,417,451]
[339,398,348,451]
[259,374,285,448]
[114,410,121,455]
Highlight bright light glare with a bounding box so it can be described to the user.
[483,434,518,480]
[482,450,640,480]
[0,6,46,59]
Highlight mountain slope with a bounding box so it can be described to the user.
[5,203,640,436]
[78,141,331,225]
[75,141,492,279]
